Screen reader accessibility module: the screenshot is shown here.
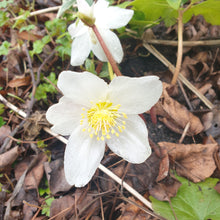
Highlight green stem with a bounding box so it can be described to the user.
[91,25,122,76]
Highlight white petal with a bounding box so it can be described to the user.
[109,76,163,114]
[68,21,88,38]
[46,97,82,135]
[107,115,151,163]
[70,33,91,66]
[77,0,91,15]
[94,0,109,14]
[64,127,105,187]
[91,29,123,63]
[96,6,134,29]
[57,71,109,107]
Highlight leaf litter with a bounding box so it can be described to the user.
[0,0,220,219]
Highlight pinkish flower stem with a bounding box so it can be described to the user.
[91,25,122,76]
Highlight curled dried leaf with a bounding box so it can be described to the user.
[158,142,218,182]
[154,83,204,136]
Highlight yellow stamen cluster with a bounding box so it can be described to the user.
[80,101,127,141]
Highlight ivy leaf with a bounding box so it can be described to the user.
[151,176,220,220]
[166,0,181,10]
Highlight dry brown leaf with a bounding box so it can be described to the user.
[0,125,12,150]
[117,197,152,220]
[50,189,100,219]
[158,142,218,182]
[14,153,48,190]
[202,105,220,144]
[23,111,47,140]
[154,83,204,136]
[44,159,72,194]
[0,146,24,170]
[156,147,169,182]
[149,176,182,201]
[8,75,31,88]
[17,31,43,42]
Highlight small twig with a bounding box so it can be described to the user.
[171,10,183,85]
[179,122,190,144]
[0,98,153,211]
[12,6,61,21]
[25,42,36,118]
[145,39,220,47]
[8,135,57,144]
[37,50,56,85]
[142,42,213,109]
[177,80,193,111]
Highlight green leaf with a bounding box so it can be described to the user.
[0,117,6,127]
[151,176,220,220]
[56,32,72,59]
[45,18,67,37]
[0,0,13,8]
[41,197,55,217]
[57,0,76,18]
[130,0,178,27]
[30,35,51,57]
[188,0,220,25]
[12,10,30,29]
[0,103,5,115]
[166,0,181,10]
[85,59,96,74]
[35,72,57,101]
[19,24,35,33]
[0,41,11,56]
[0,11,9,27]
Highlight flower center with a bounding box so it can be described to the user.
[80,101,127,141]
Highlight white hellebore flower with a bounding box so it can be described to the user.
[68,0,134,66]
[46,71,162,187]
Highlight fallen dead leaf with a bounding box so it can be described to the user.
[44,159,72,194]
[14,153,48,190]
[17,31,43,42]
[149,176,182,201]
[158,142,218,182]
[23,111,47,140]
[154,83,204,136]
[50,189,100,219]
[50,195,75,220]
[156,147,169,182]
[8,75,31,88]
[0,146,24,170]
[202,104,220,144]
[0,125,12,150]
[117,197,152,220]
